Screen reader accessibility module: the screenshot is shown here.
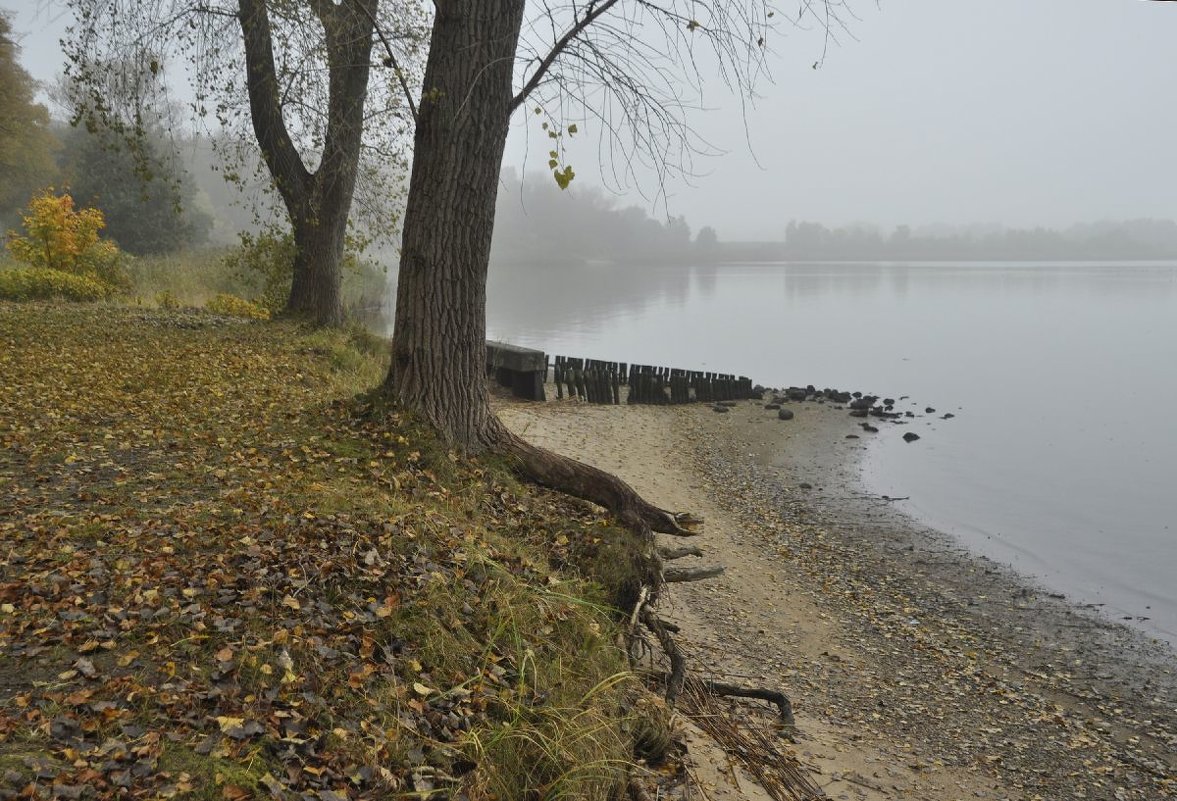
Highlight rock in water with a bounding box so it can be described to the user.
[903,432,921,443]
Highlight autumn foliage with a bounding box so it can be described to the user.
[4,189,129,298]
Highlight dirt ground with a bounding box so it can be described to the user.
[497,394,1176,801]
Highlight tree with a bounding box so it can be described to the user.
[386,0,845,446]
[64,0,423,325]
[383,0,852,705]
[0,13,59,228]
[59,123,212,254]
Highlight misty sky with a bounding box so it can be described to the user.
[10,1,1177,240]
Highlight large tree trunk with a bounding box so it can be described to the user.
[287,209,345,327]
[384,0,525,445]
[383,0,697,541]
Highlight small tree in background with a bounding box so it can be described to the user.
[6,189,128,291]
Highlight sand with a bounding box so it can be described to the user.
[496,393,1176,801]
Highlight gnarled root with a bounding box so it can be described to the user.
[664,564,725,583]
[657,544,704,560]
[489,425,698,537]
[489,422,792,739]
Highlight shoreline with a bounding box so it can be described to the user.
[498,392,1176,800]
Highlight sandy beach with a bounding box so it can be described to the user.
[497,393,1176,801]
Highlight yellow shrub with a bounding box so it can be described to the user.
[6,190,129,291]
[0,267,113,302]
[204,293,271,320]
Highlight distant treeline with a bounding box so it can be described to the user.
[725,219,1177,262]
[491,170,716,264]
[490,175,1177,265]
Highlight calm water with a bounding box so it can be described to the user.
[481,260,1177,643]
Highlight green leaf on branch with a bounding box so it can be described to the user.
[553,165,575,190]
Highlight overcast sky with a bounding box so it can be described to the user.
[9,1,1176,240]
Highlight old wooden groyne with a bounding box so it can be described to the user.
[551,355,755,405]
[486,341,758,405]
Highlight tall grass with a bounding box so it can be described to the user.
[125,247,391,322]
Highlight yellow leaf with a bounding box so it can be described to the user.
[281,595,301,610]
[412,682,434,697]
[216,716,245,733]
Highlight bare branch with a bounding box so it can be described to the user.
[354,0,418,122]
[509,0,622,113]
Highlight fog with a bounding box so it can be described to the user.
[11,1,1177,240]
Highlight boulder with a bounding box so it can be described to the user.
[903,432,921,443]
[777,408,795,421]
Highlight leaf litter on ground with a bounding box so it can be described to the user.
[0,303,640,800]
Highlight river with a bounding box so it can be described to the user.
[479,259,1177,644]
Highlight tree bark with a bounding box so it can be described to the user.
[288,209,345,327]
[384,0,525,443]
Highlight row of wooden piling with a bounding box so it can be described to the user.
[551,355,755,405]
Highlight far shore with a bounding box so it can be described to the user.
[497,390,1177,801]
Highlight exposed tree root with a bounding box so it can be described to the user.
[640,608,687,704]
[695,679,795,727]
[664,564,726,583]
[489,420,800,788]
[490,425,698,537]
[657,544,704,560]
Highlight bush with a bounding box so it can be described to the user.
[0,267,113,302]
[5,190,130,292]
[222,230,295,314]
[204,292,270,320]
